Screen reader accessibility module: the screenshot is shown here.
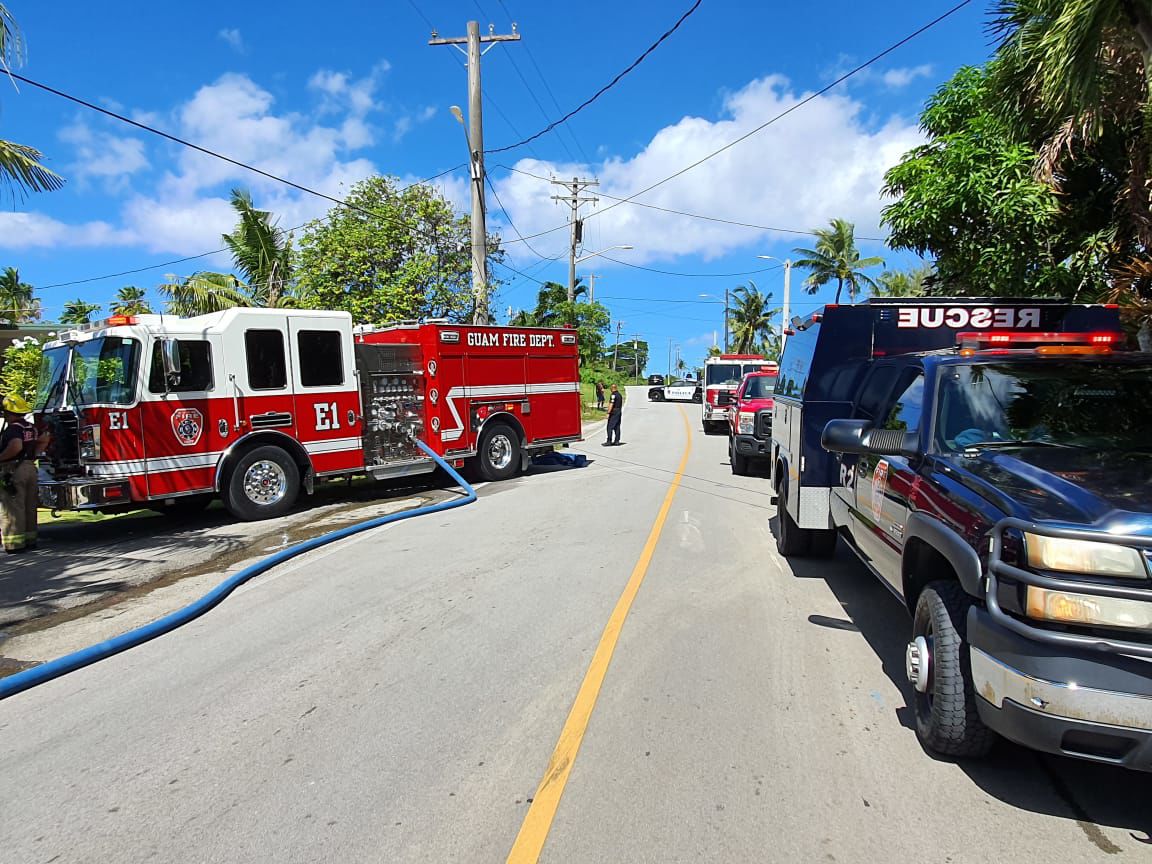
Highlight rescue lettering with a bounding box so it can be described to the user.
[466,332,556,348]
[895,307,1041,329]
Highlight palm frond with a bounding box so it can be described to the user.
[0,139,64,198]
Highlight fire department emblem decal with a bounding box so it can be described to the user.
[172,408,204,447]
[871,460,889,521]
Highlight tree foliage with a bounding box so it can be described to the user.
[0,6,63,200]
[110,286,152,316]
[0,336,42,404]
[223,188,294,307]
[297,176,503,326]
[510,281,609,366]
[793,218,883,303]
[873,264,934,298]
[60,299,101,325]
[0,266,39,324]
[728,281,779,353]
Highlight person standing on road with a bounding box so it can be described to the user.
[0,395,40,553]
[604,384,623,446]
[595,380,605,411]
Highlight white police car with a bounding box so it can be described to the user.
[648,379,702,402]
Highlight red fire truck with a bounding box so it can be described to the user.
[35,309,582,520]
[701,353,766,434]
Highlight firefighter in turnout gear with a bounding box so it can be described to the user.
[0,394,41,553]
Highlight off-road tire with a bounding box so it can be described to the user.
[223,445,300,521]
[912,581,996,758]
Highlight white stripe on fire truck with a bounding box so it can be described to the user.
[439,381,580,442]
[302,437,362,455]
[87,452,225,478]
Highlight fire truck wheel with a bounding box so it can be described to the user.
[224,446,300,520]
[476,423,521,482]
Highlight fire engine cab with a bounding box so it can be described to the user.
[701,353,766,434]
[35,309,581,521]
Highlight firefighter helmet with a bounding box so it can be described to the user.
[2,394,31,414]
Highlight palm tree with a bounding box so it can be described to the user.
[157,272,249,317]
[59,299,102,325]
[111,286,152,316]
[872,264,933,298]
[0,266,39,325]
[0,5,64,199]
[728,281,778,354]
[222,188,294,307]
[792,218,884,303]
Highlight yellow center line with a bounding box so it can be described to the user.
[506,404,693,864]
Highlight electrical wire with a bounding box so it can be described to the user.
[485,0,702,154]
[405,0,436,31]
[580,0,973,226]
[597,258,784,278]
[484,176,563,262]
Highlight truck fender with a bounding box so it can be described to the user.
[477,411,525,449]
[214,430,314,495]
[902,511,983,606]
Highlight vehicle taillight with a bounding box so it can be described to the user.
[79,425,101,460]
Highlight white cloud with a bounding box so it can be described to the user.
[881,64,933,88]
[218,28,245,53]
[59,120,149,189]
[0,212,136,250]
[491,75,921,264]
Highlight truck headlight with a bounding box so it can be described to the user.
[738,412,755,434]
[1024,533,1147,578]
[79,425,101,461]
[1026,587,1152,630]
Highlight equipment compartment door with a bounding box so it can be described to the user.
[288,319,363,474]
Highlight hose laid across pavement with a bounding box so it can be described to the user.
[0,440,475,700]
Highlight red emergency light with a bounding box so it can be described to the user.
[104,315,137,326]
[956,330,1122,348]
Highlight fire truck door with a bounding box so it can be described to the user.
[143,336,221,498]
[287,319,363,474]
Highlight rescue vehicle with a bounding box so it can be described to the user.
[701,353,765,434]
[716,363,777,475]
[772,298,1152,770]
[35,309,581,521]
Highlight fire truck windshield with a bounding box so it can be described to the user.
[707,363,761,386]
[36,346,70,410]
[39,337,142,408]
[936,361,1152,453]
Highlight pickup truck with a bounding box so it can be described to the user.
[718,369,777,475]
[772,298,1152,771]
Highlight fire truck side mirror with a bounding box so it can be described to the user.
[161,339,182,387]
[716,391,735,406]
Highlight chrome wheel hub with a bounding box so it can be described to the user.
[243,460,287,506]
[488,434,514,471]
[906,635,932,693]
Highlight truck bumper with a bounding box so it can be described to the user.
[968,607,1152,771]
[38,478,133,510]
[733,434,770,460]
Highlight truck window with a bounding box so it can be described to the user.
[881,372,924,433]
[148,340,213,393]
[245,329,287,390]
[854,366,900,421]
[297,330,344,387]
[775,327,818,398]
[706,364,743,386]
[742,375,776,399]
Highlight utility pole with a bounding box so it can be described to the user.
[667,338,673,381]
[611,320,624,371]
[782,259,792,346]
[632,335,641,379]
[586,273,601,303]
[550,177,599,302]
[724,287,730,353]
[430,21,520,324]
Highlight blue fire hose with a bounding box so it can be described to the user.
[0,441,475,701]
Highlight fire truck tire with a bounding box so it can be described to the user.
[475,423,520,482]
[224,446,300,521]
[911,581,995,758]
[730,438,750,476]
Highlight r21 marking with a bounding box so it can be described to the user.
[314,402,341,431]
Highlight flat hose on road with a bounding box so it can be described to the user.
[0,441,476,700]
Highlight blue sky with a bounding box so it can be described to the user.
[1,0,994,370]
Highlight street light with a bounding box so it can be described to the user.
[699,292,730,352]
[574,245,634,264]
[757,255,792,342]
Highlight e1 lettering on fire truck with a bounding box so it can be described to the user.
[35,310,581,521]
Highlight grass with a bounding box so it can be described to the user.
[37,507,149,524]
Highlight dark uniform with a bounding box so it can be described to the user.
[0,416,38,552]
[605,389,623,445]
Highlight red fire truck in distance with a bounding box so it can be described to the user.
[701,353,766,434]
[35,309,581,521]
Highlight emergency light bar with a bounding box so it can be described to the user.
[956,330,1122,348]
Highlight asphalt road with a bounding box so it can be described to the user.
[1,387,1148,863]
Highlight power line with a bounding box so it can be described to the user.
[404,0,436,30]
[6,71,466,246]
[485,0,703,155]
[484,175,564,262]
[496,163,887,241]
[597,258,784,278]
[581,0,972,226]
